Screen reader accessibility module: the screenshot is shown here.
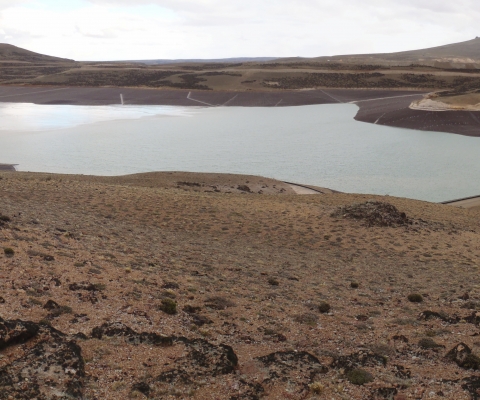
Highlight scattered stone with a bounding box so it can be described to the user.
[392,364,411,379]
[69,282,105,291]
[350,281,359,289]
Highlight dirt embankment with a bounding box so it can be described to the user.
[2,171,480,399]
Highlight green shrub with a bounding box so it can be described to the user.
[407,293,423,303]
[4,248,14,257]
[268,278,279,286]
[346,368,374,385]
[294,312,318,326]
[318,301,331,313]
[418,338,441,349]
[159,298,177,315]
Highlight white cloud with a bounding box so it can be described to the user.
[0,0,479,60]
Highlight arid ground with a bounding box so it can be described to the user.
[2,171,480,399]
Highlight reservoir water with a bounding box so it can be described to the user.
[0,102,479,203]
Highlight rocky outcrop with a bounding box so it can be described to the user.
[0,317,85,399]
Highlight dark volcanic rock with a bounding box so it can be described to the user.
[254,351,327,394]
[465,311,480,325]
[91,322,173,346]
[230,380,265,400]
[190,313,213,327]
[0,214,11,228]
[332,201,410,227]
[463,376,480,400]
[156,338,238,384]
[43,299,60,310]
[418,310,459,324]
[0,318,85,399]
[132,381,151,396]
[332,350,388,371]
[372,387,398,398]
[446,343,480,370]
[0,317,40,349]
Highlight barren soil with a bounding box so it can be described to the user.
[2,171,480,399]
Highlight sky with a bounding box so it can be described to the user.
[0,0,479,61]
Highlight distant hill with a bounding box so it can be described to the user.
[123,57,279,65]
[281,37,480,68]
[0,43,74,63]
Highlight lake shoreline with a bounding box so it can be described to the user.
[3,85,480,137]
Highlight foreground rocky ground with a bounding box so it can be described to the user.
[1,171,480,399]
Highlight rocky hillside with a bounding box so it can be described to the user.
[1,171,480,399]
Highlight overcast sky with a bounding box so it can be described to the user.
[0,0,478,61]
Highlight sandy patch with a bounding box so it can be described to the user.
[410,97,480,111]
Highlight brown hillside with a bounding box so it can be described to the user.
[0,43,74,63]
[282,37,480,68]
